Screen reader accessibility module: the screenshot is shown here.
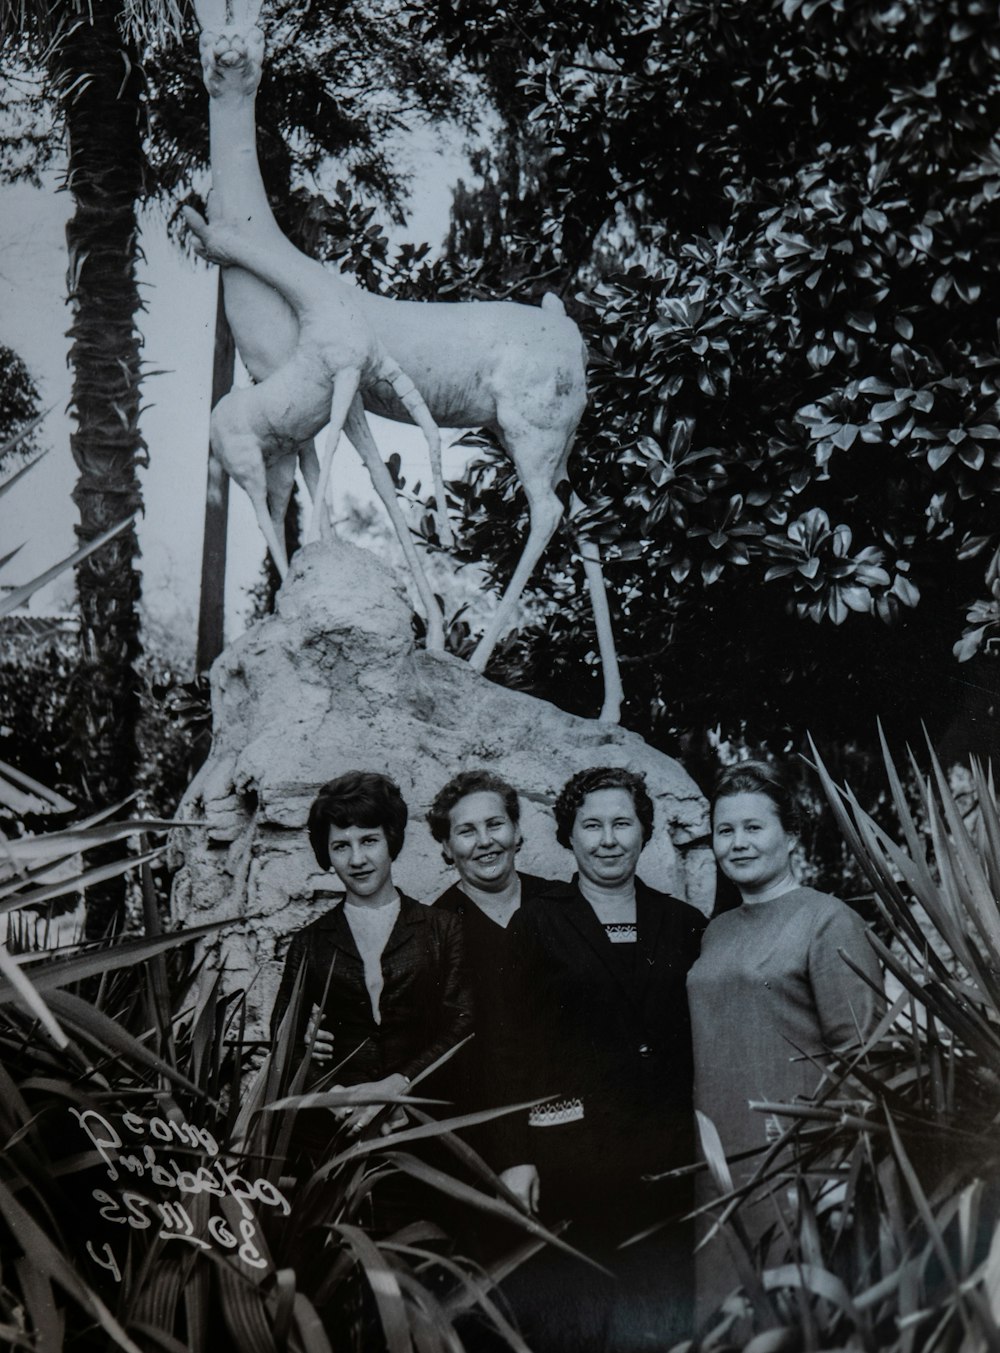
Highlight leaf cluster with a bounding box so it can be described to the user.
[407,0,1000,746]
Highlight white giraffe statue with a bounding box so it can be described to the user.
[192,0,624,721]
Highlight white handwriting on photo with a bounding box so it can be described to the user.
[70,1107,289,1281]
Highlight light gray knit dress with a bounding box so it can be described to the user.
[686,886,881,1322]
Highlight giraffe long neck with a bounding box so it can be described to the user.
[205,65,280,241]
[202,28,299,375]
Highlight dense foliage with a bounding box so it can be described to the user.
[408,0,1000,756]
[0,345,43,469]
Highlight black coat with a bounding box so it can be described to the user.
[509,877,706,1196]
[270,893,473,1088]
[432,872,551,1165]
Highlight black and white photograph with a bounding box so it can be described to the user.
[2,0,1000,1348]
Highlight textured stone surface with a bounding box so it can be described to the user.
[170,541,713,1034]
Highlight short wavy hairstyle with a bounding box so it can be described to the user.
[553,766,655,849]
[711,759,805,838]
[427,769,521,845]
[307,770,409,869]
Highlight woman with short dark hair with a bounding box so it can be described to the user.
[271,770,472,1145]
[687,759,882,1322]
[507,765,705,1351]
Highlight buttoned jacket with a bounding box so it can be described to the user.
[509,877,706,1170]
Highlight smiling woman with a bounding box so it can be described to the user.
[501,766,706,1352]
[427,770,552,1183]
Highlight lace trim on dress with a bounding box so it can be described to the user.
[603,921,637,943]
[529,1097,585,1127]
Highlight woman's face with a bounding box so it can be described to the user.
[712,791,795,898]
[570,787,645,889]
[326,823,394,900]
[445,790,520,893]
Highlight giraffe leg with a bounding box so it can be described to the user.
[469,475,563,673]
[570,494,624,724]
[344,399,446,651]
[305,366,362,544]
[210,391,288,576]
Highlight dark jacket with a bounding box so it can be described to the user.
[270,893,473,1087]
[432,872,551,1164]
[509,877,706,1182]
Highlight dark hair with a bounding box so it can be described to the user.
[307,771,408,869]
[553,767,654,849]
[710,760,805,837]
[427,770,521,844]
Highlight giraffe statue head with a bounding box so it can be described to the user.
[194,0,266,100]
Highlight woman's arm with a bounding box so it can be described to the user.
[396,912,474,1082]
[809,902,883,1049]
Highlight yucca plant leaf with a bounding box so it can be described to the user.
[0,847,167,915]
[0,760,74,816]
[926,744,1000,976]
[390,1265,467,1353]
[270,1267,297,1351]
[0,512,138,618]
[884,1109,970,1325]
[12,921,228,996]
[0,939,68,1049]
[321,1099,546,1170]
[334,1223,415,1353]
[959,1222,1000,1351]
[217,1259,276,1353]
[14,1254,64,1351]
[864,931,1000,1065]
[263,1087,441,1114]
[807,736,891,898]
[846,791,981,981]
[762,1261,863,1325]
[878,721,934,879]
[0,1175,143,1353]
[740,1329,802,1353]
[0,413,51,479]
[969,758,1000,905]
[290,1292,334,1353]
[0,811,166,871]
[404,1106,545,1214]
[129,1251,185,1341]
[41,990,213,1097]
[0,542,25,574]
[128,1322,192,1353]
[385,1239,534,1352]
[384,1150,607,1271]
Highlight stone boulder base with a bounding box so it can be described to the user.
[171,541,712,1035]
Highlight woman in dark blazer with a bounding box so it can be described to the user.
[508,766,705,1352]
[270,770,472,1146]
[428,768,550,1187]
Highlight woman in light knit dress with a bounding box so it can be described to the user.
[686,760,882,1323]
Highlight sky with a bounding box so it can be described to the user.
[0,126,470,667]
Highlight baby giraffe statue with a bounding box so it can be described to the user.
[192,0,624,721]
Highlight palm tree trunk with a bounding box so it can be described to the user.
[55,1,146,934]
[196,274,234,674]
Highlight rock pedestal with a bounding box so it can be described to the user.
[171,541,712,1034]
